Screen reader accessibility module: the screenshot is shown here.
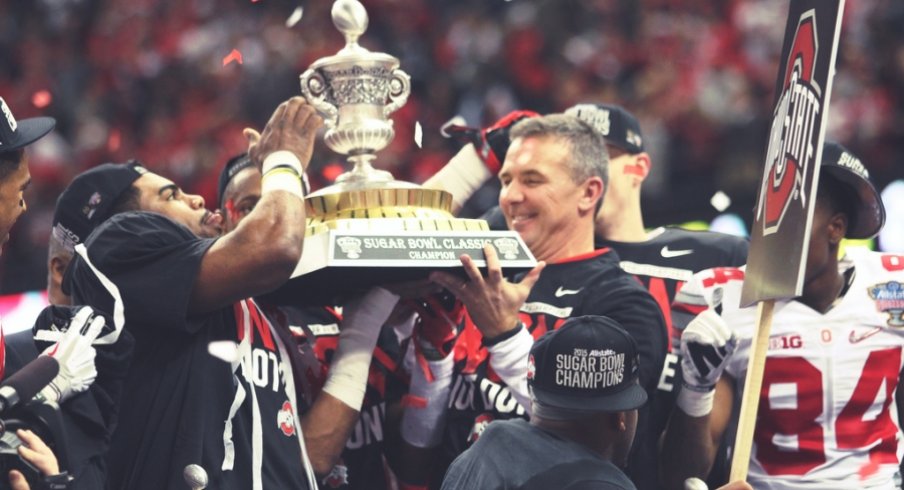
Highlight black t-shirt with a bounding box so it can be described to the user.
[596,227,748,490]
[67,212,308,490]
[275,305,407,490]
[441,418,636,490]
[438,249,666,482]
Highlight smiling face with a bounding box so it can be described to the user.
[133,171,223,238]
[0,152,30,253]
[499,135,603,262]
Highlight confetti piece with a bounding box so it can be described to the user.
[414,121,423,148]
[208,340,240,362]
[31,90,52,109]
[710,190,731,212]
[286,6,304,28]
[222,49,244,67]
[107,129,121,152]
[440,115,468,138]
[322,162,345,181]
[401,394,428,408]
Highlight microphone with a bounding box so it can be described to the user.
[183,464,208,490]
[0,356,60,413]
[684,477,709,490]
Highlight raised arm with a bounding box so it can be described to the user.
[300,288,400,476]
[423,111,537,215]
[661,310,737,489]
[190,97,321,313]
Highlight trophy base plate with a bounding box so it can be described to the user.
[262,229,536,306]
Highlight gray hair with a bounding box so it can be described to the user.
[508,113,609,190]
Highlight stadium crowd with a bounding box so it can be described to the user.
[1,0,902,291]
[0,1,903,490]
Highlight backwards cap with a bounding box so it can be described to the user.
[820,142,885,239]
[52,162,146,253]
[217,153,254,208]
[565,103,644,154]
[0,97,56,153]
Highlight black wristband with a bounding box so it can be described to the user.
[44,471,72,490]
[482,322,524,347]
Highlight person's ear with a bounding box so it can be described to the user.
[828,212,848,245]
[605,411,627,432]
[50,256,68,290]
[618,152,650,188]
[579,177,605,213]
[632,152,651,182]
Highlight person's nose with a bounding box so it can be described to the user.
[187,193,205,210]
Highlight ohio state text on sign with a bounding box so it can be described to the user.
[741,0,845,306]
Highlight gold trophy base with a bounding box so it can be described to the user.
[263,187,535,306]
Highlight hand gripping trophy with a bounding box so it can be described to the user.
[270,0,534,304]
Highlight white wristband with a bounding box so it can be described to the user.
[676,385,715,418]
[321,287,400,410]
[400,351,455,448]
[427,144,493,210]
[487,326,533,415]
[262,151,305,199]
[262,150,304,175]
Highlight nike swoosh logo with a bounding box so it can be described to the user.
[661,246,693,258]
[555,286,583,297]
[849,327,882,344]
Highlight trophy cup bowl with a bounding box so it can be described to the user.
[265,0,535,306]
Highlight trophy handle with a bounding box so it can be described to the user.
[300,68,339,127]
[383,69,411,118]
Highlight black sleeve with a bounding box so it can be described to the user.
[588,280,667,393]
[69,212,216,334]
[479,205,508,231]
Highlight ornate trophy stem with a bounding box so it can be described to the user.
[299,0,410,193]
[272,0,536,306]
[337,154,393,185]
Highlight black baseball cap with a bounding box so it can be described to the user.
[52,162,146,253]
[0,96,56,152]
[217,153,254,208]
[565,103,644,154]
[528,315,646,416]
[820,142,886,239]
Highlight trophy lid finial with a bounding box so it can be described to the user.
[332,0,369,49]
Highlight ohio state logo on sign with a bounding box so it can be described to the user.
[759,10,822,236]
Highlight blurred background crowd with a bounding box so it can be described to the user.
[1,0,902,294]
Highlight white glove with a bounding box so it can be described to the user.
[677,309,736,416]
[39,306,106,403]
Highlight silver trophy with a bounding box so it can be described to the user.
[269,0,534,305]
[300,0,410,190]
